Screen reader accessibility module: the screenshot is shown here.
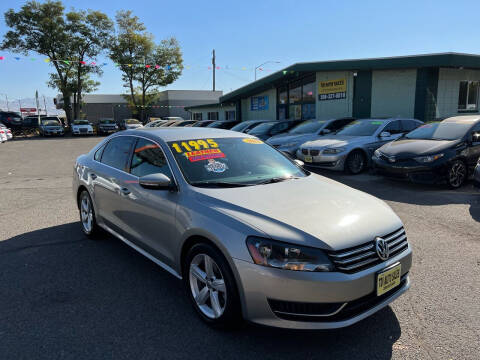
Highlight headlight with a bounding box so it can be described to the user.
[374,149,382,158]
[414,153,444,163]
[323,147,345,155]
[246,237,334,272]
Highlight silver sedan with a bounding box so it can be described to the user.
[73,127,412,329]
[296,118,423,174]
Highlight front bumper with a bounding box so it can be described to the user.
[296,150,347,171]
[372,156,448,184]
[233,246,412,329]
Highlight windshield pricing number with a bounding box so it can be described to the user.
[171,139,218,153]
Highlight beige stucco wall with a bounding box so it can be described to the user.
[371,69,417,118]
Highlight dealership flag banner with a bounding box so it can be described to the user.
[318,78,347,101]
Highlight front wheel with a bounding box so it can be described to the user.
[184,243,242,328]
[447,160,467,189]
[345,150,366,174]
[78,190,100,238]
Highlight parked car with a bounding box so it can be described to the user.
[173,120,197,127]
[192,120,216,127]
[267,118,355,155]
[162,116,184,121]
[247,119,303,141]
[206,121,240,129]
[38,116,65,136]
[230,120,271,133]
[144,120,168,128]
[0,127,7,143]
[297,118,423,174]
[71,120,94,136]
[373,116,480,188]
[73,127,411,329]
[0,111,23,130]
[121,119,143,130]
[0,124,13,140]
[474,159,480,189]
[97,118,119,135]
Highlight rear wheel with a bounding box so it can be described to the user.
[447,160,467,189]
[345,150,366,174]
[184,243,242,328]
[78,190,100,238]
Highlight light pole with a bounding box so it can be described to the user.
[0,93,9,111]
[255,61,280,80]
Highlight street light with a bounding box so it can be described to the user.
[255,61,280,80]
[0,93,9,111]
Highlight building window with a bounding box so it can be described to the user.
[289,81,302,104]
[458,81,479,111]
[278,87,288,105]
[193,113,202,120]
[225,110,235,120]
[278,74,316,120]
[207,112,219,120]
[302,81,315,102]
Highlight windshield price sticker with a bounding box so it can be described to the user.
[185,148,225,162]
[171,139,218,153]
[242,138,263,144]
[370,121,383,125]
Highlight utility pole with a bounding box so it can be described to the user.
[43,95,47,115]
[212,49,216,91]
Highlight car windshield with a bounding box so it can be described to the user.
[74,120,89,125]
[100,119,115,124]
[405,122,472,140]
[337,120,384,136]
[248,122,276,134]
[168,137,307,187]
[288,120,326,134]
[42,119,60,126]
[126,119,140,124]
[230,122,254,132]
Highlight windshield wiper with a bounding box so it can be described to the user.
[190,181,254,188]
[255,176,300,185]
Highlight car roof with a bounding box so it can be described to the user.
[128,127,253,142]
[442,115,480,124]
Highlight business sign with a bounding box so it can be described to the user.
[20,108,37,113]
[318,78,347,101]
[250,95,269,111]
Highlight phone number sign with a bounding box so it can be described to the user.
[318,78,347,101]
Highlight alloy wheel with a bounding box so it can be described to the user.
[80,193,93,233]
[348,152,365,174]
[189,254,227,319]
[449,161,466,188]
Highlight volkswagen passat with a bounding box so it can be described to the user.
[73,128,412,329]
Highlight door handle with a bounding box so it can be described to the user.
[90,173,97,180]
[119,187,131,196]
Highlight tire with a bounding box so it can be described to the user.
[447,160,467,189]
[345,150,366,174]
[184,243,242,328]
[78,190,101,238]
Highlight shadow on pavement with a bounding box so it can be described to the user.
[0,222,401,360]
[312,168,480,222]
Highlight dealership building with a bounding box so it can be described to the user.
[186,53,480,123]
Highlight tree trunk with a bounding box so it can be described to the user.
[63,92,72,125]
[73,92,77,119]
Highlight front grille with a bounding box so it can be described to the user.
[79,128,87,133]
[301,148,308,155]
[310,149,320,156]
[328,227,408,273]
[269,274,408,322]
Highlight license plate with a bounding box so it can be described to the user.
[376,263,401,296]
[304,155,313,163]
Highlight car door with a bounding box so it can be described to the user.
[91,135,137,236]
[466,123,480,170]
[120,137,179,267]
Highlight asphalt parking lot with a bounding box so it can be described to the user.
[0,136,479,360]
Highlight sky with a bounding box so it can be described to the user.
[1,0,480,109]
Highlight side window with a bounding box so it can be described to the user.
[272,122,289,134]
[130,138,173,178]
[471,123,480,144]
[328,119,346,131]
[101,136,135,171]
[401,120,420,132]
[94,144,106,161]
[383,121,403,134]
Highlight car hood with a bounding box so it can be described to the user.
[379,138,459,157]
[193,174,402,250]
[72,125,91,129]
[267,133,319,146]
[126,124,142,128]
[301,135,367,149]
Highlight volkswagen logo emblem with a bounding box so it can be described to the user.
[375,237,390,260]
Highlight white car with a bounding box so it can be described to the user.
[124,119,143,130]
[0,125,12,140]
[0,127,7,143]
[71,120,94,135]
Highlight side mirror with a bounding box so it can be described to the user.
[379,131,391,138]
[139,173,175,191]
[294,159,304,167]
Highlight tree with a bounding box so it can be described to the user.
[110,10,183,122]
[65,9,113,119]
[2,1,74,122]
